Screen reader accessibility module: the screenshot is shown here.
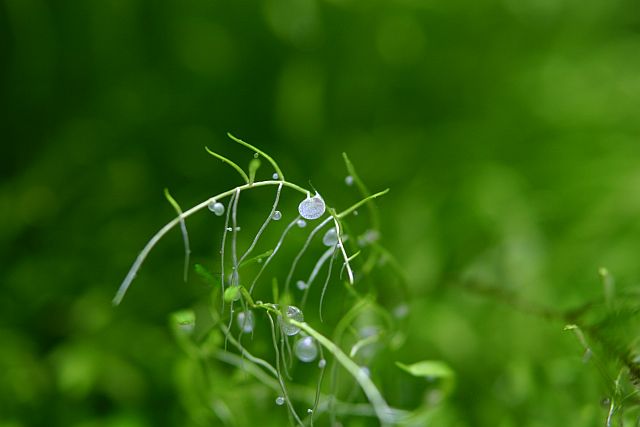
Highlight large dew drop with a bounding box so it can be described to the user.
[298,193,325,220]
[236,310,255,333]
[208,200,225,216]
[294,336,318,362]
[322,227,339,247]
[278,305,304,336]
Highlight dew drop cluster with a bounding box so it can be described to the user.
[208,200,225,216]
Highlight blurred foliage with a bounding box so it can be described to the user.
[2,0,640,425]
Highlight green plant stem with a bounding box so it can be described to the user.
[227,133,285,181]
[205,147,250,183]
[289,319,394,426]
[163,188,191,282]
[113,180,309,305]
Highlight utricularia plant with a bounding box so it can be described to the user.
[114,135,436,426]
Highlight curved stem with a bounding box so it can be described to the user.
[113,180,308,305]
[290,320,394,426]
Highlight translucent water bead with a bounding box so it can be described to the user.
[296,219,307,228]
[345,175,354,186]
[275,396,285,406]
[236,310,255,333]
[294,336,318,362]
[298,193,325,220]
[272,210,282,220]
[296,280,307,290]
[208,200,225,216]
[322,227,338,247]
[278,305,304,336]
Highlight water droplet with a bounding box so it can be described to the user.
[272,210,282,221]
[298,193,325,220]
[393,304,409,319]
[322,228,338,247]
[318,359,326,368]
[307,408,313,414]
[345,175,354,186]
[353,210,359,216]
[275,396,285,406]
[278,305,304,336]
[358,229,380,247]
[236,310,255,333]
[208,200,225,216]
[272,173,279,180]
[359,325,380,338]
[253,153,259,159]
[226,227,233,231]
[295,336,318,362]
[235,227,241,231]
[296,280,307,290]
[296,219,307,228]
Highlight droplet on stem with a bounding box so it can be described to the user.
[272,210,282,221]
[208,200,225,216]
[345,175,354,186]
[275,396,285,406]
[278,305,304,336]
[296,280,307,290]
[272,173,279,180]
[294,336,318,362]
[322,228,338,247]
[296,219,307,228]
[236,310,255,333]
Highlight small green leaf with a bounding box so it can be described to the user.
[170,310,196,335]
[396,360,455,394]
[224,286,241,303]
[248,158,261,184]
[194,263,216,284]
[396,360,453,379]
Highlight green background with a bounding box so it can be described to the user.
[2,0,640,425]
